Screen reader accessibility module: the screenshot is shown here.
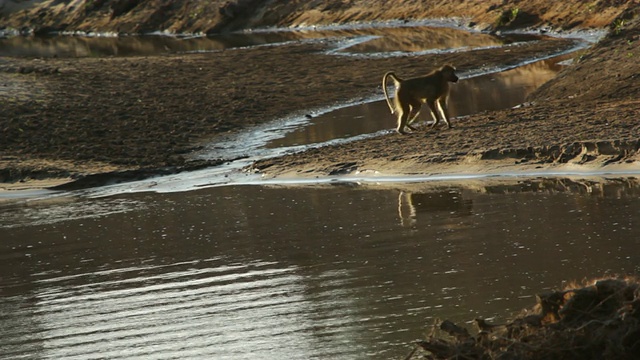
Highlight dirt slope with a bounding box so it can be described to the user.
[0,0,632,34]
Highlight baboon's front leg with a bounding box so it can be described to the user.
[426,100,440,128]
[436,99,452,128]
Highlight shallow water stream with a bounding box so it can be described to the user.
[2,23,635,360]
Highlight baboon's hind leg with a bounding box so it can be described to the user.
[406,101,423,131]
[396,102,412,134]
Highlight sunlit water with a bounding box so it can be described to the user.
[1,22,631,360]
[1,179,639,359]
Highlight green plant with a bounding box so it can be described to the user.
[189,5,204,20]
[612,18,625,35]
[494,7,520,28]
[511,7,520,21]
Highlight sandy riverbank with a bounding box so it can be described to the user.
[0,1,638,190]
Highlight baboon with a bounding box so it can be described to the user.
[382,64,458,134]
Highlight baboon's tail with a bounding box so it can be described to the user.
[382,72,401,114]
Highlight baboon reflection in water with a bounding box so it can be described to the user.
[397,190,473,226]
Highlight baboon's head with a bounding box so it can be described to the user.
[441,64,459,83]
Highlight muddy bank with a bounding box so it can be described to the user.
[0,30,579,186]
[0,1,639,189]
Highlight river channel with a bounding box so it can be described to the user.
[2,23,638,360]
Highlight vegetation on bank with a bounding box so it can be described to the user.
[408,278,640,360]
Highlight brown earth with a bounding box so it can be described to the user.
[0,0,634,34]
[0,0,639,190]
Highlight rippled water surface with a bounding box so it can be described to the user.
[2,178,639,359]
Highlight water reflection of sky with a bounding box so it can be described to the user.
[27,261,339,359]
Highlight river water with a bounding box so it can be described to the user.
[2,179,639,359]
[2,23,637,360]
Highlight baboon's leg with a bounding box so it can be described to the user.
[426,100,440,128]
[436,99,452,128]
[406,101,423,130]
[396,102,412,134]
[396,110,410,134]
